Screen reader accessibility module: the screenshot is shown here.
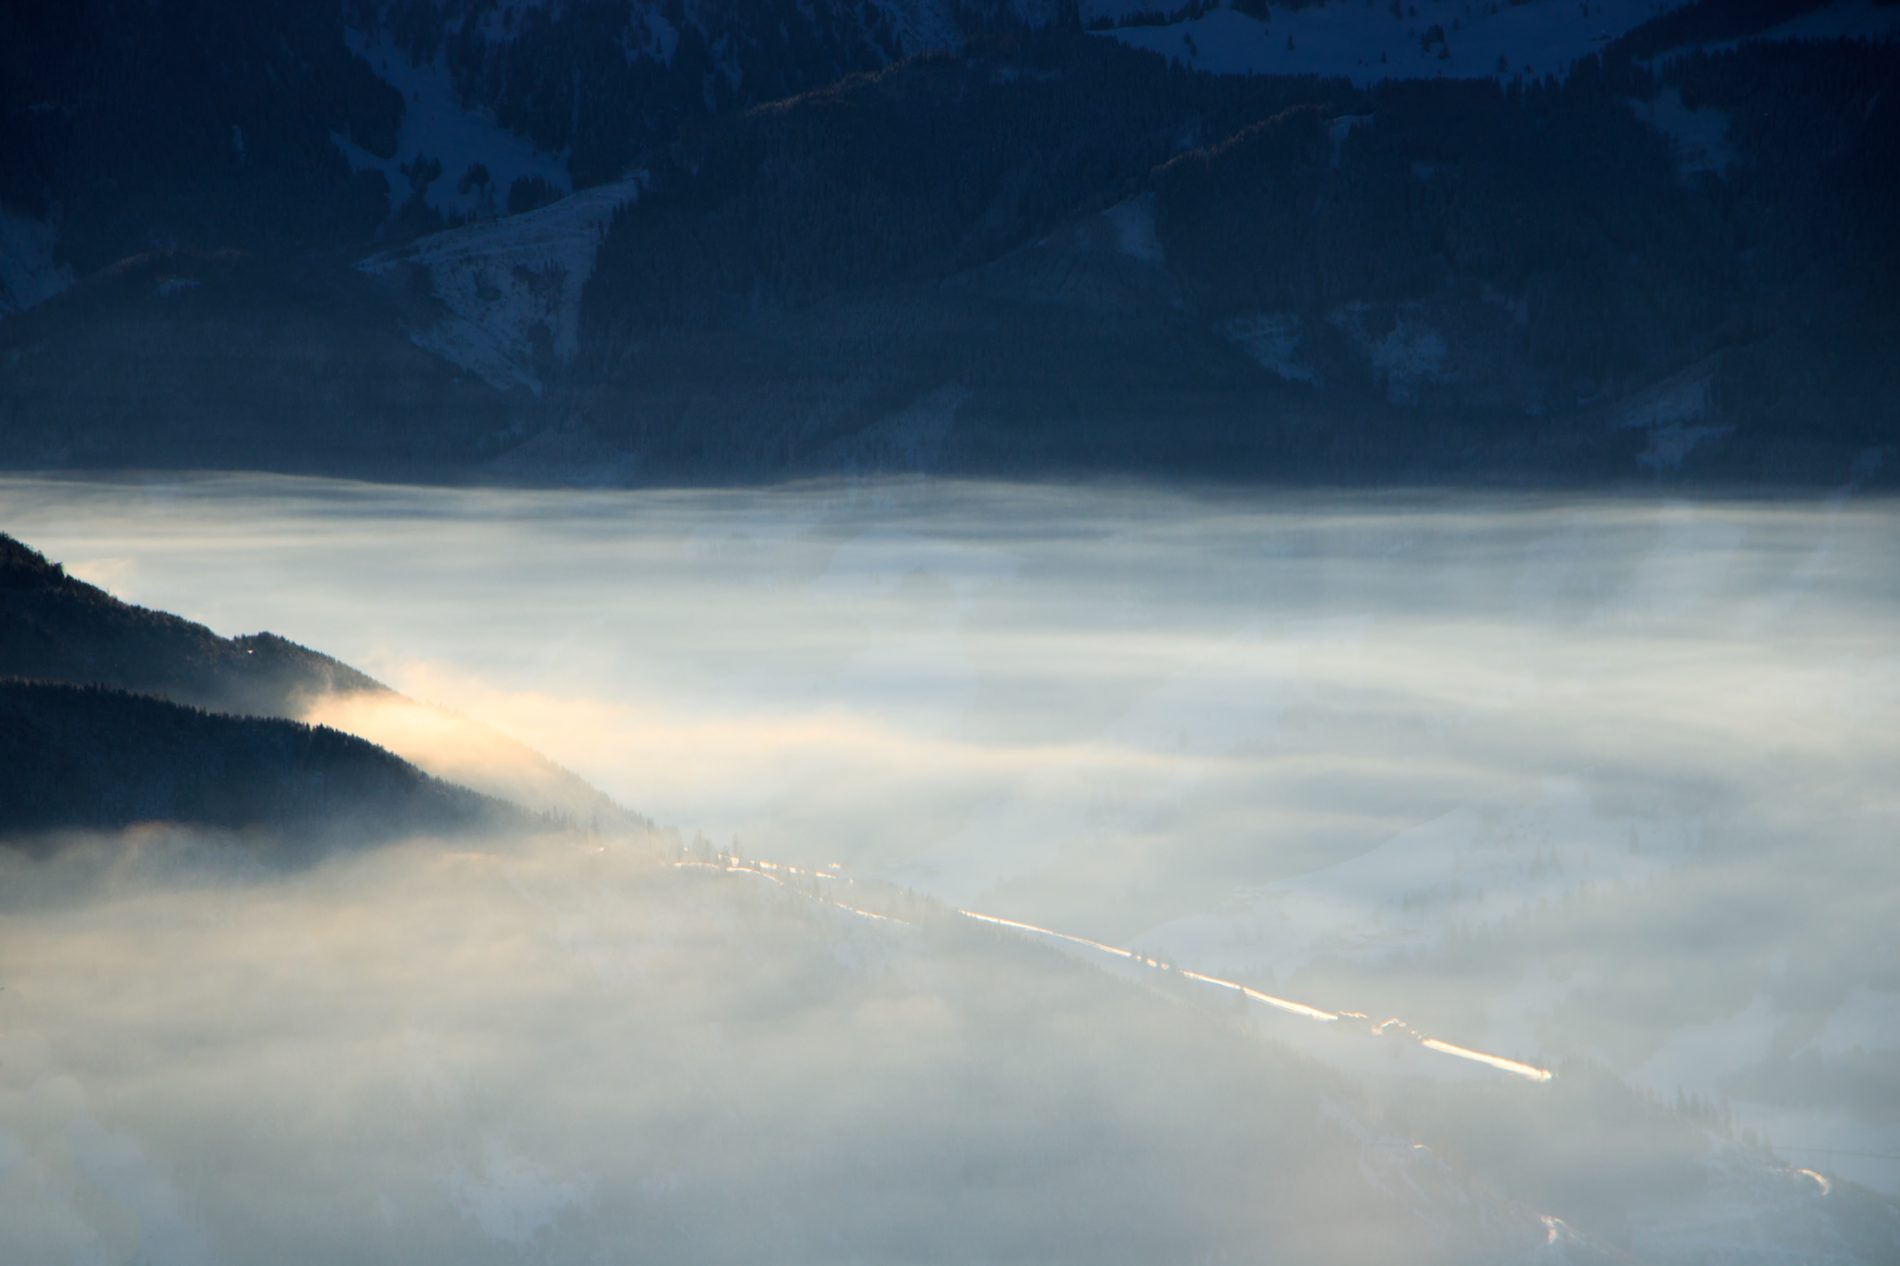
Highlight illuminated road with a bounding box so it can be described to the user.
[675,856,1554,1084]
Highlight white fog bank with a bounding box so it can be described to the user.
[3,475,1896,1194]
[1,834,1593,1266]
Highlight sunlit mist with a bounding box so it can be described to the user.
[4,474,1897,1203]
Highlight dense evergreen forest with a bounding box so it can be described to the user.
[0,535,530,850]
[570,29,1896,483]
[0,533,385,716]
[0,1,1893,485]
[0,679,520,849]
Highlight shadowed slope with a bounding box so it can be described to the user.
[0,531,635,824]
[0,679,529,851]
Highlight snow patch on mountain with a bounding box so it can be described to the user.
[1220,313,1316,383]
[1100,0,1693,85]
[466,0,548,45]
[0,208,72,318]
[1330,302,1452,404]
[638,5,681,63]
[1630,87,1734,179]
[871,0,967,53]
[1609,358,1732,473]
[1080,0,1183,24]
[335,28,573,220]
[357,179,641,394]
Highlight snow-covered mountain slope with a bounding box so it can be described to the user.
[392,0,1065,62]
[0,0,1064,316]
[358,0,1070,187]
[536,23,1895,487]
[3,2,1896,486]
[330,0,1054,221]
[332,27,575,222]
[357,179,643,394]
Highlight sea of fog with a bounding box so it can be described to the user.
[4,474,1898,1201]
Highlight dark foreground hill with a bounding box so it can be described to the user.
[0,530,384,717]
[0,532,636,824]
[0,538,539,851]
[0,679,527,852]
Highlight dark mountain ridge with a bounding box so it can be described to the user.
[0,2,1893,487]
[0,0,1063,279]
[0,678,526,852]
[0,532,538,848]
[1,530,386,717]
[0,531,637,840]
[541,27,1897,485]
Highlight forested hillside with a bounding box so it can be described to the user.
[557,26,1897,482]
[0,531,639,825]
[0,680,525,848]
[0,1,1893,485]
[0,533,535,848]
[1,532,385,717]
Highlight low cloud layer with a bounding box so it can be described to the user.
[4,475,1896,1193]
[0,834,1594,1265]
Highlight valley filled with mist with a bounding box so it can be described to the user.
[3,474,1896,1263]
[4,1,1898,1260]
